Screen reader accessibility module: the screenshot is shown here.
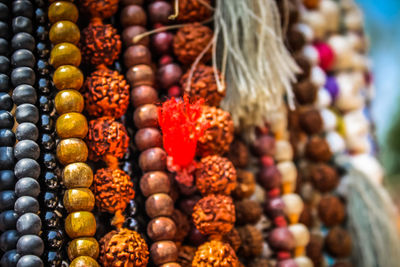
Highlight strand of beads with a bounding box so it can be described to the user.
[48,1,99,266]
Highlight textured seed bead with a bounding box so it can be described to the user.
[62,162,93,189]
[63,188,95,212]
[49,20,80,45]
[55,90,84,114]
[68,237,99,261]
[56,112,88,139]
[56,138,88,165]
[48,1,79,24]
[49,42,81,68]
[65,211,96,239]
[53,65,83,91]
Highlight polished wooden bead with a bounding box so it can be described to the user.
[56,113,88,139]
[135,127,162,151]
[50,43,81,68]
[124,45,152,68]
[131,85,158,108]
[64,188,95,212]
[121,5,147,27]
[50,20,80,45]
[48,1,79,23]
[53,65,84,91]
[122,25,149,47]
[63,162,93,188]
[55,90,84,114]
[126,64,155,87]
[147,217,176,241]
[57,138,88,165]
[133,104,158,128]
[145,193,174,218]
[139,147,167,172]
[150,241,178,265]
[65,211,96,239]
[140,171,170,197]
[68,237,99,260]
[70,256,99,267]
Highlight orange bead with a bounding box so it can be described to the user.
[48,1,79,24]
[53,65,84,91]
[50,43,81,68]
[63,188,95,212]
[55,90,84,114]
[56,112,88,139]
[50,20,80,45]
[65,211,96,239]
[57,138,88,165]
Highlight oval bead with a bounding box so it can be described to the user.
[48,1,79,23]
[56,138,88,165]
[55,90,84,114]
[50,20,80,45]
[53,65,84,91]
[70,256,99,267]
[63,162,93,188]
[56,113,88,139]
[50,43,81,68]
[63,188,95,212]
[68,237,99,260]
[65,211,96,239]
[126,64,155,87]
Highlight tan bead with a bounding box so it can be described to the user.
[57,138,88,165]
[48,1,79,24]
[55,90,84,114]
[56,112,88,139]
[126,64,155,87]
[63,162,93,188]
[70,256,99,267]
[64,188,95,212]
[147,217,176,241]
[133,104,158,128]
[65,211,96,239]
[50,43,81,68]
[49,20,80,45]
[140,171,170,197]
[68,237,99,260]
[53,65,84,91]
[145,193,174,218]
[139,147,167,172]
[150,241,178,265]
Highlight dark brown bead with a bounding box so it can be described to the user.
[121,5,147,27]
[325,227,352,258]
[235,199,262,225]
[293,79,318,105]
[147,217,177,241]
[187,227,207,246]
[150,241,178,265]
[318,195,345,227]
[299,204,313,228]
[310,163,339,193]
[288,27,306,52]
[131,85,158,108]
[306,234,324,267]
[121,0,143,6]
[122,25,149,47]
[178,196,201,216]
[139,147,167,172]
[126,64,155,87]
[135,127,162,151]
[145,193,174,218]
[299,108,323,135]
[228,139,249,168]
[295,54,312,81]
[124,45,152,68]
[140,171,171,197]
[232,170,255,200]
[252,135,276,156]
[133,104,158,128]
[333,261,353,267]
[305,136,332,162]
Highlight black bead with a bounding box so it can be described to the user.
[40,133,54,150]
[42,210,60,229]
[37,77,50,94]
[0,22,9,39]
[0,38,8,55]
[14,158,40,179]
[14,196,39,215]
[0,110,14,128]
[0,230,19,251]
[12,17,33,34]
[0,147,14,170]
[16,123,38,141]
[35,42,48,59]
[13,84,37,105]
[43,230,64,250]
[125,217,139,231]
[15,178,40,198]
[35,8,45,25]
[42,191,58,209]
[12,0,33,19]
[42,251,61,267]
[36,59,48,76]
[0,129,15,147]
[0,92,13,111]
[16,255,44,267]
[1,249,20,267]
[0,190,16,211]
[43,171,58,190]
[0,3,8,21]
[16,235,44,256]
[35,26,46,41]
[11,67,35,87]
[42,153,56,170]
[38,95,52,112]
[14,140,40,160]
[15,104,39,124]
[11,33,35,51]
[0,55,10,73]
[16,213,41,235]
[0,170,15,190]
[126,199,137,216]
[0,210,18,232]
[39,114,53,132]
[0,73,9,92]
[11,49,35,69]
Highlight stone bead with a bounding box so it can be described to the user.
[63,188,95,212]
[56,113,88,139]
[145,193,174,218]
[55,90,84,114]
[70,256,99,267]
[63,162,93,188]
[131,85,158,108]
[48,1,79,24]
[56,138,88,165]
[126,64,155,87]
[140,171,171,197]
[50,43,81,68]
[68,237,99,260]
[147,217,176,241]
[139,147,167,172]
[133,104,158,128]
[65,211,96,239]
[53,65,84,91]
[124,45,151,67]
[50,21,80,45]
[135,127,162,151]
[150,241,178,265]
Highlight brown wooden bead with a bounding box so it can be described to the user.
[133,104,158,128]
[56,112,88,139]
[63,162,93,188]
[126,64,155,87]
[139,147,167,172]
[124,45,152,67]
[135,127,162,151]
[131,85,158,108]
[160,263,181,267]
[64,188,95,212]
[55,90,84,114]
[57,138,88,165]
[68,237,99,260]
[65,211,96,239]
[140,171,171,197]
[150,241,178,265]
[70,256,99,267]
[122,25,149,47]
[147,217,177,241]
[121,5,147,27]
[145,193,174,218]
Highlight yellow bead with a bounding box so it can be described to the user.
[68,237,99,261]
[53,65,84,91]
[65,211,96,239]
[64,188,95,212]
[48,1,79,24]
[70,256,99,267]
[57,138,88,165]
[63,163,93,188]
[50,20,80,45]
[56,113,88,139]
[55,90,84,114]
[50,43,81,68]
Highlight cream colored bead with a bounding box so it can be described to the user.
[328,35,353,70]
[277,161,297,194]
[288,223,310,248]
[275,140,293,162]
[320,109,337,131]
[282,193,304,224]
[301,10,327,40]
[326,131,346,154]
[295,256,314,267]
[335,73,364,111]
[319,0,340,32]
[346,32,366,52]
[295,23,314,43]
[344,9,364,31]
[302,45,319,65]
[310,66,326,88]
[316,88,332,109]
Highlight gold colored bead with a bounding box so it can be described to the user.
[64,188,95,212]
[70,256,99,267]
[63,162,93,188]
[68,237,99,261]
[50,20,80,45]
[53,65,84,91]
[57,138,88,165]
[56,113,88,139]
[48,1,79,24]
[55,90,84,114]
[50,43,81,68]
[65,211,96,239]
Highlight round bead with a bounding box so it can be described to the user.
[56,138,88,165]
[12,16,33,34]
[49,43,81,68]
[139,147,167,172]
[126,64,155,87]
[68,237,99,260]
[0,170,15,191]
[37,77,50,94]
[122,25,149,47]
[16,235,44,256]
[0,129,15,147]
[65,211,96,239]
[16,213,41,235]
[0,22,9,40]
[140,171,170,197]
[15,178,39,198]
[14,158,40,179]
[0,210,18,232]
[53,65,84,91]
[14,196,39,215]
[123,45,151,67]
[150,241,178,265]
[43,191,58,209]
[62,162,93,188]
[147,217,177,241]
[11,49,35,68]
[0,3,8,21]
[0,93,12,112]
[133,104,158,128]
[55,90,84,114]
[131,85,158,108]
[11,67,35,86]
[0,190,17,211]
[135,128,162,151]
[0,111,14,128]
[14,140,40,160]
[56,113,88,139]
[70,256,99,267]
[15,104,39,124]
[16,255,43,267]
[43,251,62,267]
[0,56,9,73]
[16,123,38,141]
[63,188,95,212]
[145,193,174,218]
[0,74,9,92]
[1,249,20,267]
[13,85,36,105]
[0,147,14,169]
[0,38,8,55]
[0,230,19,251]
[49,20,80,45]
[121,5,147,27]
[11,32,35,51]
[12,1,33,18]
[48,1,79,23]
[43,211,60,229]
[43,230,64,250]
[148,2,172,25]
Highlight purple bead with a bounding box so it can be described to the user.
[258,165,282,190]
[325,76,339,100]
[157,63,182,89]
[148,1,173,25]
[264,197,286,219]
[268,227,296,251]
[277,259,299,267]
[152,32,173,55]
